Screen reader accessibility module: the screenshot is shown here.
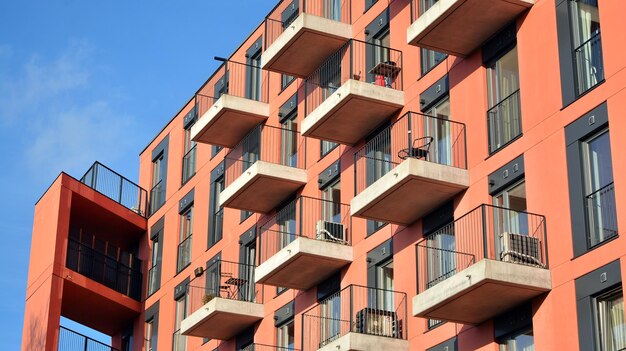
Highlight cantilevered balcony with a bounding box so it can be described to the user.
[407,0,533,57]
[180,260,264,340]
[302,285,409,351]
[262,0,352,77]
[413,204,551,324]
[351,112,468,225]
[301,39,405,145]
[191,60,270,148]
[256,196,353,290]
[220,124,307,213]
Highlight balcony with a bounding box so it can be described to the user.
[301,39,405,145]
[585,182,618,247]
[262,0,352,78]
[80,161,147,217]
[407,0,534,57]
[351,112,468,226]
[58,326,119,351]
[180,260,264,340]
[191,60,270,148]
[302,285,409,351]
[220,124,307,213]
[413,204,551,324]
[573,30,604,97]
[242,345,301,351]
[256,196,353,290]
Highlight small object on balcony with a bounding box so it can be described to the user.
[397,136,433,160]
[202,294,215,305]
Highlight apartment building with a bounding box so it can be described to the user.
[22,0,626,350]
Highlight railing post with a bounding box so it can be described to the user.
[83,337,88,351]
[118,178,123,205]
[481,205,488,259]
[299,197,303,238]
[349,285,354,333]
[407,112,413,157]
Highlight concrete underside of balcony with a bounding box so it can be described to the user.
[255,237,353,290]
[261,13,352,78]
[219,161,307,213]
[412,259,551,325]
[190,94,269,148]
[180,297,264,340]
[301,79,405,145]
[407,0,534,57]
[318,333,409,351]
[351,158,469,226]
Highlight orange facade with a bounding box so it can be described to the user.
[22,0,626,350]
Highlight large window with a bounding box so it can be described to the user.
[148,236,161,296]
[322,180,341,224]
[209,175,224,248]
[145,319,155,351]
[178,207,193,272]
[487,45,521,153]
[281,112,298,167]
[182,109,197,185]
[419,0,447,75]
[594,287,626,351]
[499,329,534,351]
[150,153,166,214]
[424,96,452,165]
[569,0,603,96]
[247,51,262,101]
[320,293,341,346]
[173,296,187,351]
[277,319,295,350]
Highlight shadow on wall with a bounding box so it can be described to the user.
[25,313,48,351]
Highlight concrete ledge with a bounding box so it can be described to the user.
[255,237,353,290]
[407,0,534,57]
[412,259,551,324]
[262,13,352,77]
[318,332,409,351]
[190,94,269,148]
[180,297,264,340]
[220,161,307,213]
[351,158,469,225]
[301,79,405,145]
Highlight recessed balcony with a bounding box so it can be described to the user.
[220,124,307,213]
[407,0,534,57]
[180,260,264,340]
[303,285,409,351]
[255,196,353,290]
[262,0,352,78]
[301,39,405,145]
[351,112,468,226]
[191,60,270,148]
[412,204,551,324]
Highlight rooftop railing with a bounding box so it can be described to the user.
[304,39,403,116]
[353,111,467,196]
[195,59,269,119]
[58,326,119,351]
[258,196,352,265]
[224,124,306,188]
[265,0,352,50]
[415,204,548,294]
[80,161,147,217]
[302,284,407,351]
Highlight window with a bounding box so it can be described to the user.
[182,112,197,184]
[374,259,394,310]
[569,0,603,96]
[278,199,297,250]
[178,207,193,272]
[321,140,338,158]
[281,112,298,167]
[146,319,155,351]
[487,45,521,153]
[211,145,222,158]
[418,1,447,75]
[424,96,452,165]
[320,293,341,346]
[209,176,224,248]
[246,38,263,102]
[499,329,534,351]
[151,155,166,214]
[173,296,187,351]
[367,240,394,310]
[282,74,296,90]
[148,236,161,296]
[594,287,626,351]
[493,180,528,238]
[239,227,257,302]
[322,180,341,223]
[277,319,295,350]
[365,126,391,235]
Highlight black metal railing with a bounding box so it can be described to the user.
[573,30,604,97]
[487,89,521,153]
[265,0,351,50]
[304,39,403,116]
[58,326,119,351]
[66,238,142,300]
[182,145,197,185]
[258,196,352,265]
[353,111,467,195]
[186,260,260,316]
[302,285,407,351]
[241,344,301,351]
[224,124,306,188]
[195,59,269,120]
[147,264,160,296]
[149,179,165,215]
[80,161,147,217]
[415,204,548,293]
[177,234,192,272]
[586,182,618,248]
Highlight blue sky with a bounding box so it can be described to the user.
[0,1,276,348]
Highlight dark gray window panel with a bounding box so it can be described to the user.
[178,188,195,214]
[420,75,449,112]
[275,301,296,326]
[488,154,525,196]
[575,259,622,351]
[494,303,532,340]
[317,272,341,302]
[367,238,393,288]
[174,277,190,300]
[365,8,389,40]
[183,105,197,129]
[211,145,222,158]
[482,22,517,66]
[150,217,165,241]
[282,0,299,26]
[152,135,169,161]
[240,226,257,246]
[555,0,576,106]
[235,327,255,350]
[427,337,457,351]
[246,37,263,59]
[279,93,298,123]
[565,102,609,256]
[319,160,341,189]
[423,201,454,235]
[365,0,378,13]
[213,72,228,100]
